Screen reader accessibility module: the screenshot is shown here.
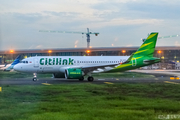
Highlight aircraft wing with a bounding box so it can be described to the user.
[83,64,120,73]
[65,63,120,74]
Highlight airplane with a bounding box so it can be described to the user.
[14,32,160,81]
[0,55,21,71]
[0,63,8,68]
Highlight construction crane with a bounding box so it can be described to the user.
[39,28,99,48]
[142,34,179,42]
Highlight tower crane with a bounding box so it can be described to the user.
[39,28,99,48]
[142,34,179,42]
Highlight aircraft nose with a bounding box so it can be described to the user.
[14,64,21,71]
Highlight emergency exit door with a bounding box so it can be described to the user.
[34,58,39,67]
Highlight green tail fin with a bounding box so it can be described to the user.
[133,32,158,57]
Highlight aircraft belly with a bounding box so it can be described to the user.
[39,66,59,73]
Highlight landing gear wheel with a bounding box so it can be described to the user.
[88,76,94,82]
[79,76,84,81]
[32,78,37,82]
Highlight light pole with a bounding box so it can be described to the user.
[10,50,14,62]
[86,50,91,56]
[158,50,162,69]
[122,50,126,56]
[48,50,52,56]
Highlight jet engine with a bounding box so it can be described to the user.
[65,68,84,79]
[53,73,65,78]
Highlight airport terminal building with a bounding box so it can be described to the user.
[0,46,180,69]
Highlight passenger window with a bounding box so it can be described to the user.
[26,61,28,63]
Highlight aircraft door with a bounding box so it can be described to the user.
[34,58,39,68]
[132,58,136,66]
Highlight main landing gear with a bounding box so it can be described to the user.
[79,76,84,81]
[87,76,94,82]
[78,76,94,81]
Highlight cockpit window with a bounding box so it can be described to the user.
[20,61,28,64]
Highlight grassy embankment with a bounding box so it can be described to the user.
[1,83,180,120]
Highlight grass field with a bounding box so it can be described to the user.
[1,83,180,120]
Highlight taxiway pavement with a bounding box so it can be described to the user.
[0,77,180,85]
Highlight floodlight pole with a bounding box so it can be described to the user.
[86,28,90,48]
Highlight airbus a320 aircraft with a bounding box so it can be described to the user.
[14,32,160,81]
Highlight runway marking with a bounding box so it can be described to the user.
[98,79,105,80]
[164,81,179,85]
[104,82,114,84]
[42,83,51,85]
[155,78,159,80]
[116,79,119,80]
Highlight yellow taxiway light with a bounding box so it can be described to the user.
[0,87,2,92]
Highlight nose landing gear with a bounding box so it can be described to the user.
[32,73,38,82]
[33,78,37,81]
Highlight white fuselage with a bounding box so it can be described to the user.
[14,56,129,73]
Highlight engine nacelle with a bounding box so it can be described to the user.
[65,68,83,79]
[53,73,65,78]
